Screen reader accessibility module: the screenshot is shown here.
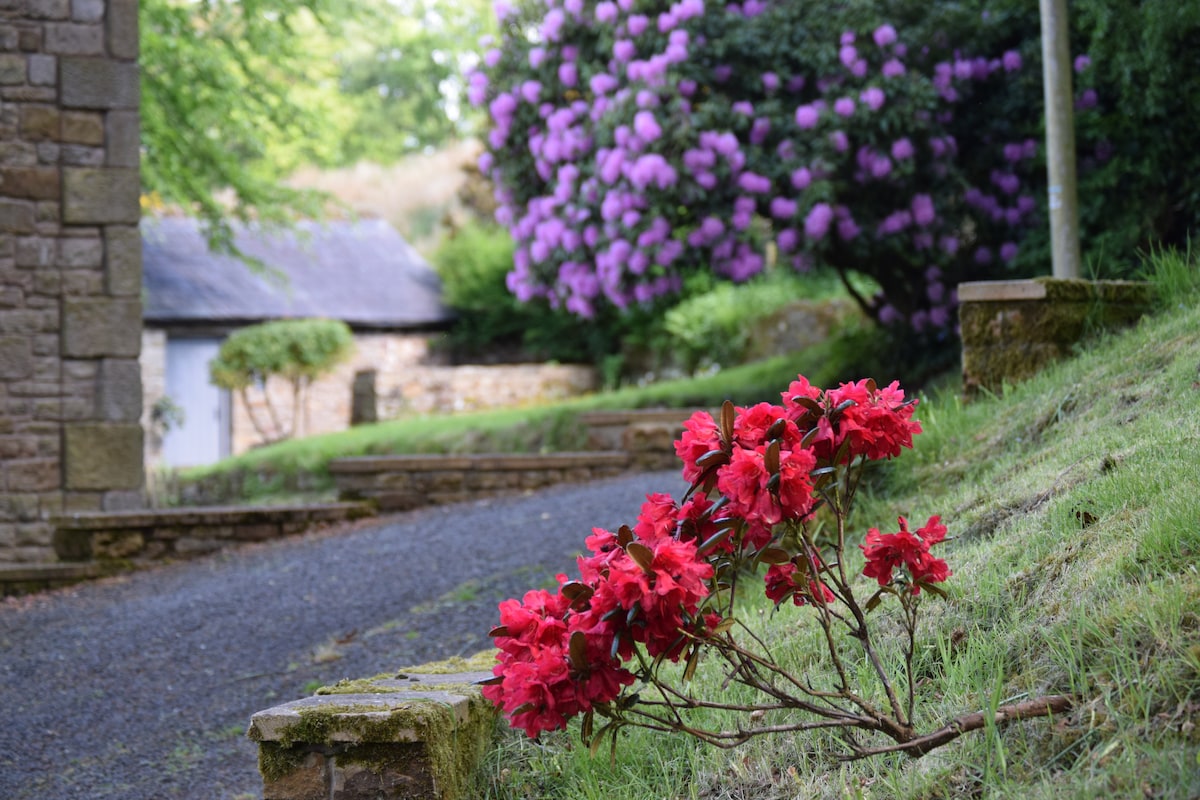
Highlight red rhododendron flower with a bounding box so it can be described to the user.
[776,446,818,520]
[781,374,822,421]
[717,446,780,526]
[733,402,799,449]
[861,515,951,593]
[633,492,679,542]
[764,557,837,607]
[675,410,721,483]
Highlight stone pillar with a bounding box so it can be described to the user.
[958,278,1154,396]
[0,0,143,563]
[248,669,498,800]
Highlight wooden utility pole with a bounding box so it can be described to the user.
[1039,0,1082,279]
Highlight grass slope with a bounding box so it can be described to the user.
[474,298,1200,798]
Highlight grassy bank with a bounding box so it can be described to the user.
[471,261,1200,798]
[177,317,896,504]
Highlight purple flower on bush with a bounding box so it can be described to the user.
[795,104,820,129]
[805,202,834,240]
[777,229,798,251]
[1000,242,1019,262]
[627,14,649,36]
[1002,50,1022,72]
[835,97,856,117]
[541,8,565,41]
[613,39,635,62]
[891,138,914,160]
[911,194,935,226]
[840,45,859,69]
[1076,89,1098,111]
[975,246,993,265]
[829,130,849,152]
[558,62,578,87]
[714,64,733,82]
[882,58,906,78]
[738,172,772,194]
[595,1,618,23]
[762,72,780,92]
[634,110,662,142]
[791,167,812,190]
[1074,54,1091,73]
[860,87,886,112]
[770,196,797,218]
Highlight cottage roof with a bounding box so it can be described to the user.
[142,217,452,330]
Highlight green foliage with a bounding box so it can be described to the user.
[1139,239,1199,310]
[210,318,354,444]
[210,318,354,391]
[140,0,494,249]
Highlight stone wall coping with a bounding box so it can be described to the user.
[957,279,1048,302]
[250,693,471,745]
[329,451,631,474]
[248,671,493,745]
[577,408,694,426]
[958,277,1156,304]
[52,502,373,531]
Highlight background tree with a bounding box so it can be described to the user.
[140,0,495,249]
[209,318,355,445]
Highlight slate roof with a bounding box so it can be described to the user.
[142,216,452,330]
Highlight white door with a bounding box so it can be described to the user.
[162,338,231,467]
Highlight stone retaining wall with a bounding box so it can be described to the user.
[50,502,374,565]
[330,452,632,511]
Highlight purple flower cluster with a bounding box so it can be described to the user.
[470,1,1069,330]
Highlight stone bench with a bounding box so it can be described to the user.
[248,664,498,800]
[329,452,632,511]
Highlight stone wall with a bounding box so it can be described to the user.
[0,0,143,563]
[228,332,598,456]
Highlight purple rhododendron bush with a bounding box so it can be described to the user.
[482,375,1072,758]
[468,0,1199,333]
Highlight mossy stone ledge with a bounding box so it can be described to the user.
[959,278,1155,396]
[247,669,497,800]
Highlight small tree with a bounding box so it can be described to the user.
[210,318,354,445]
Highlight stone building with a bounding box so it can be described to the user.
[140,216,598,467]
[1,0,143,563]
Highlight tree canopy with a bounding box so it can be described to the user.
[140,0,495,248]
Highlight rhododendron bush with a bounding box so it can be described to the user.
[468,0,1095,332]
[483,375,1072,758]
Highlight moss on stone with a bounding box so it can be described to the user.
[396,650,497,675]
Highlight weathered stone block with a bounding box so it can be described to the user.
[27,0,71,20]
[105,110,139,168]
[0,335,32,379]
[107,0,139,60]
[5,459,59,492]
[18,106,59,141]
[63,423,143,490]
[71,0,105,23]
[105,225,141,295]
[61,144,105,167]
[0,199,35,234]
[0,140,39,166]
[27,54,55,85]
[250,670,498,800]
[0,54,25,84]
[15,236,55,268]
[0,167,60,200]
[59,236,103,267]
[62,167,139,223]
[97,358,142,422]
[62,111,105,145]
[60,57,139,109]
[45,22,104,56]
[92,529,144,559]
[62,297,141,356]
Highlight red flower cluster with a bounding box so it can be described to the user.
[781,378,923,464]
[861,515,951,593]
[484,494,713,737]
[486,374,948,739]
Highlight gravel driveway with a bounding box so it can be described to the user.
[0,470,681,800]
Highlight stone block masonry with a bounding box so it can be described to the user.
[0,0,144,563]
[249,664,499,800]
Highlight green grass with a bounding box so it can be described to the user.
[471,248,1200,799]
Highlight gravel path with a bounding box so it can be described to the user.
[0,470,682,800]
